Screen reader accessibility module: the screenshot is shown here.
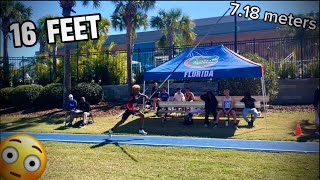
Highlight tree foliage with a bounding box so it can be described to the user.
[219,53,278,101]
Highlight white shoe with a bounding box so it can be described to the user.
[108,129,113,138]
[138,129,148,135]
[63,118,68,124]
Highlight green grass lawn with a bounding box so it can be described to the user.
[39,142,319,180]
[1,112,319,142]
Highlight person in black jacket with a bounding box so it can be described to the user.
[77,97,91,127]
[200,91,218,127]
[314,86,320,135]
[240,92,258,127]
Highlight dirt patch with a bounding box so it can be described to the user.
[0,103,315,118]
[268,105,315,113]
[0,102,126,117]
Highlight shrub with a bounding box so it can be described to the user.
[11,85,43,108]
[309,60,320,78]
[39,83,63,108]
[0,87,14,107]
[72,83,103,104]
[279,62,297,79]
[219,53,278,101]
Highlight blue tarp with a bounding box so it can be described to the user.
[144,45,263,80]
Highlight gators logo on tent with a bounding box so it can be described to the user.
[184,56,219,68]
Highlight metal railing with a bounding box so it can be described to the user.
[1,36,319,87]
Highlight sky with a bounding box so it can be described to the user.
[1,1,319,57]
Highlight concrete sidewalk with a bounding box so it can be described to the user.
[1,131,319,153]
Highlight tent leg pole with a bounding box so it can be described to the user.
[261,76,267,130]
[143,81,146,111]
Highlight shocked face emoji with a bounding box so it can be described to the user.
[0,134,47,180]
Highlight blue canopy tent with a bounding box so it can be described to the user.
[143,45,267,127]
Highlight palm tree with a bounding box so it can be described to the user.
[150,8,196,59]
[37,15,61,79]
[111,0,156,94]
[0,1,32,87]
[58,0,100,109]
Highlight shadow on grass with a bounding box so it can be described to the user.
[90,138,144,162]
[294,119,320,142]
[112,116,237,139]
[0,106,63,116]
[1,115,65,132]
[234,128,265,137]
[93,103,123,112]
[54,121,85,130]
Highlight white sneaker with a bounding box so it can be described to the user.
[138,129,148,135]
[108,129,113,138]
[63,118,68,124]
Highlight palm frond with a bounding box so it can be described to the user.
[111,13,126,31]
[82,0,101,8]
[150,16,163,29]
[150,8,196,47]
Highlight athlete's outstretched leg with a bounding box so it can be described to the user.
[137,112,147,135]
[108,110,131,137]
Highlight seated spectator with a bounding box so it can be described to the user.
[215,89,238,129]
[185,87,195,112]
[240,92,258,127]
[173,88,185,102]
[173,88,185,111]
[77,97,92,128]
[159,87,170,102]
[151,82,160,110]
[156,87,170,117]
[64,94,77,127]
[200,91,218,127]
[185,87,195,102]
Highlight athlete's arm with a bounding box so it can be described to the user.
[139,93,149,99]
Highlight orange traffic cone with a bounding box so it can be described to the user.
[294,121,304,136]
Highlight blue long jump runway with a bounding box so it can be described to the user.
[1,131,319,153]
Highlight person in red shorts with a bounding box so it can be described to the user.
[108,84,149,137]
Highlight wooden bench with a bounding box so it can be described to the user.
[157,96,269,120]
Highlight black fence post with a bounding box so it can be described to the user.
[300,38,303,79]
[76,42,79,82]
[22,56,25,84]
[49,57,52,83]
[253,38,256,54]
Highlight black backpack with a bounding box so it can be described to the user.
[183,113,193,125]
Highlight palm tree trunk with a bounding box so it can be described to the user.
[168,29,174,60]
[2,29,10,87]
[52,43,57,79]
[126,18,133,94]
[62,9,72,110]
[39,41,46,54]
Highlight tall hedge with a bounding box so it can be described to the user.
[72,83,103,104]
[0,87,14,107]
[11,85,44,107]
[39,83,63,108]
[219,53,278,101]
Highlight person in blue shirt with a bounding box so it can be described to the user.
[156,87,170,117]
[64,94,78,126]
[159,87,170,101]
